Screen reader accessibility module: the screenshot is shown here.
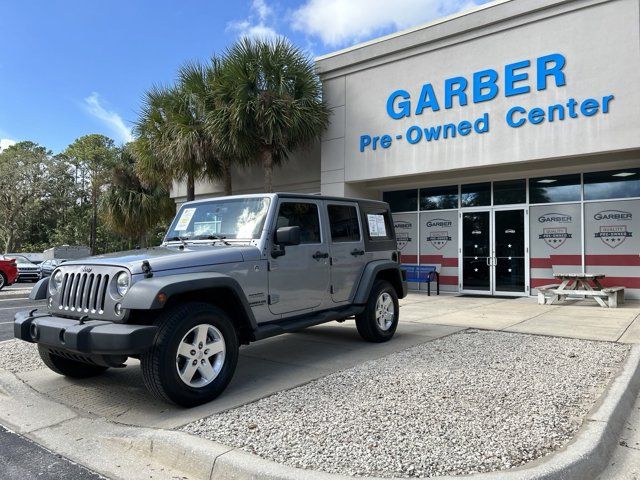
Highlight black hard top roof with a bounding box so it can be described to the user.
[275,192,388,206]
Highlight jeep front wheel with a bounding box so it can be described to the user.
[0,272,6,291]
[355,280,399,342]
[141,302,239,407]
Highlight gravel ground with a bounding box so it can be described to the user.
[0,340,44,374]
[184,330,629,478]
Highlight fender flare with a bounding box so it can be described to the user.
[30,277,49,300]
[353,260,407,304]
[120,272,257,330]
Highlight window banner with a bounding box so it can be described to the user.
[585,199,640,298]
[529,204,582,291]
[392,213,419,284]
[419,211,459,290]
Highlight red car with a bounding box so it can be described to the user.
[0,256,18,290]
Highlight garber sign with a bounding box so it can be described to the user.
[359,53,615,153]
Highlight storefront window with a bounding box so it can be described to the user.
[584,168,640,200]
[529,174,581,204]
[461,182,490,207]
[493,179,526,205]
[383,189,418,212]
[420,185,458,210]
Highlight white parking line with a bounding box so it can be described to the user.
[0,306,30,311]
[0,298,30,303]
[0,321,14,324]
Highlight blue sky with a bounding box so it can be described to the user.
[0,0,489,153]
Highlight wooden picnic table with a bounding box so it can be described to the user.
[537,273,625,308]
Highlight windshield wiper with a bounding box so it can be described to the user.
[165,236,189,246]
[193,234,231,245]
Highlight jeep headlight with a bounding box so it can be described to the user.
[116,272,130,297]
[49,270,63,294]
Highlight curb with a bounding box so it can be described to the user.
[121,345,640,480]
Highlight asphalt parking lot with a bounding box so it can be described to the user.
[0,283,43,342]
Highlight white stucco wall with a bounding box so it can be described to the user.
[317,0,640,194]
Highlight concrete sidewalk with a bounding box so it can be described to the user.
[400,292,640,343]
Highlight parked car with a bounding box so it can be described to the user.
[39,259,67,279]
[15,193,407,407]
[13,255,40,282]
[0,256,18,290]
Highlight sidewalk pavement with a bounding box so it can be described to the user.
[399,292,640,343]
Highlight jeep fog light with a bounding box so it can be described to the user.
[114,303,123,316]
[49,270,63,294]
[116,272,130,297]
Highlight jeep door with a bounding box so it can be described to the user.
[326,202,366,303]
[268,199,330,315]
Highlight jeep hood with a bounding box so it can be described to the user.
[62,244,261,275]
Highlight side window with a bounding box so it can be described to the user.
[328,204,360,242]
[275,202,321,244]
[365,210,393,240]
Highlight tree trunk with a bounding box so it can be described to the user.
[90,192,98,255]
[262,149,273,193]
[221,158,232,196]
[187,173,195,202]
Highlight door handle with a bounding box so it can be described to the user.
[350,249,365,256]
[312,251,329,260]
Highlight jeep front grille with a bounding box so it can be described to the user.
[60,272,110,313]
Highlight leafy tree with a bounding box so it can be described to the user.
[0,142,50,253]
[64,135,118,254]
[133,61,233,201]
[218,37,330,192]
[101,146,175,247]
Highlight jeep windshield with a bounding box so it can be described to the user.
[165,197,271,243]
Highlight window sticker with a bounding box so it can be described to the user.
[367,214,387,237]
[175,208,196,231]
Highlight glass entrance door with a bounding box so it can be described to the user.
[493,209,526,295]
[461,211,492,293]
[460,208,528,296]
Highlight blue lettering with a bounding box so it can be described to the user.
[415,83,440,115]
[473,69,499,103]
[444,77,468,109]
[443,124,456,139]
[423,125,441,141]
[580,98,599,116]
[528,107,545,124]
[506,106,527,127]
[474,113,489,133]
[386,90,411,119]
[406,126,422,144]
[505,60,530,97]
[458,120,472,136]
[602,95,614,113]
[380,134,392,148]
[359,135,371,152]
[536,53,566,90]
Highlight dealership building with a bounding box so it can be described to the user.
[173,0,640,299]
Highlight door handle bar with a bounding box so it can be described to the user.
[350,249,365,256]
[312,251,329,260]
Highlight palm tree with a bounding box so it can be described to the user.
[218,37,331,192]
[133,61,230,201]
[101,146,175,247]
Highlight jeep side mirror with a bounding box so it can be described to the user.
[275,226,301,246]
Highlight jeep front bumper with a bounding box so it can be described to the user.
[14,310,157,355]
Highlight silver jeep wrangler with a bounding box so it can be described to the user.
[15,194,407,407]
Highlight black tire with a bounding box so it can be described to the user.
[140,302,239,407]
[38,345,108,378]
[0,272,6,291]
[355,280,399,343]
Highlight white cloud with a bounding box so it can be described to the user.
[227,0,280,40]
[0,139,16,152]
[83,92,133,143]
[291,0,482,47]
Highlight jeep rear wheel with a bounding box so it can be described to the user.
[355,280,399,342]
[38,345,109,378]
[141,302,239,407]
[0,272,6,291]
